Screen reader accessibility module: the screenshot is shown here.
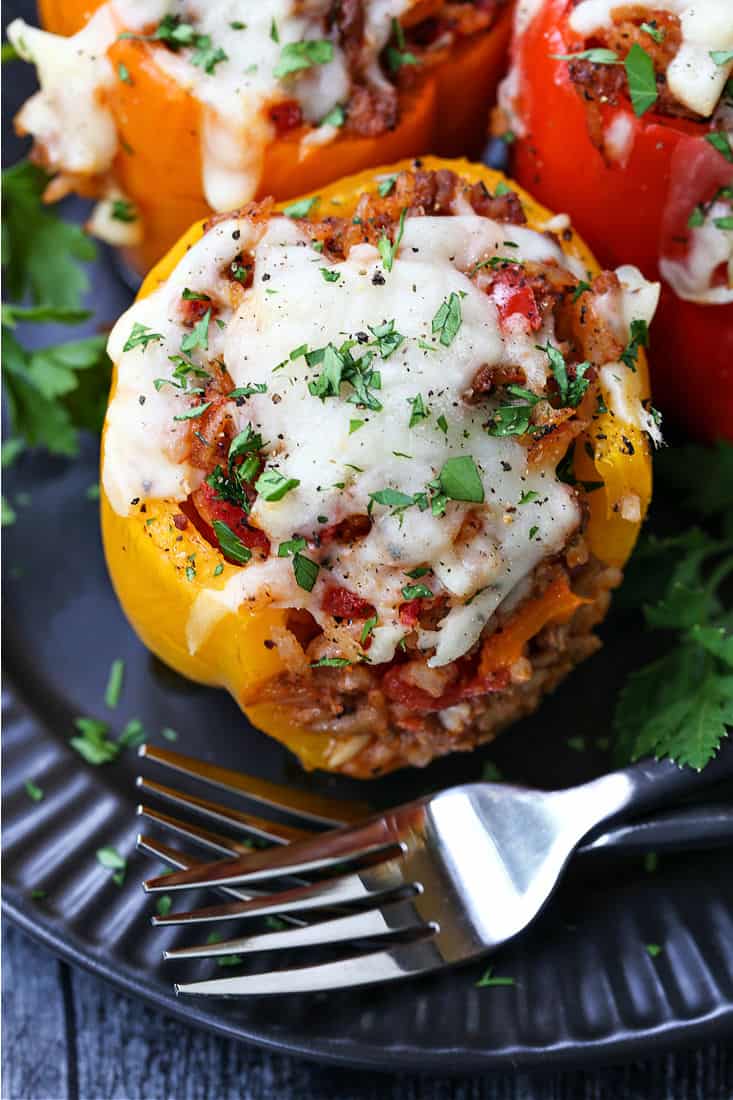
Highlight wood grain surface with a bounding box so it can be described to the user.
[2,921,731,1100]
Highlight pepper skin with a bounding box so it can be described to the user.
[506,0,733,442]
[37,0,513,274]
[101,156,653,773]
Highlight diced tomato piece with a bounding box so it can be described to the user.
[322,585,374,620]
[192,481,270,557]
[269,99,303,136]
[382,664,510,712]
[489,268,542,331]
[398,599,424,627]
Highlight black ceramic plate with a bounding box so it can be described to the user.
[3,7,733,1068]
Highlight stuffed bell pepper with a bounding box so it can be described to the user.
[9,0,513,273]
[496,0,733,441]
[100,157,658,776]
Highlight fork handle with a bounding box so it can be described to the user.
[566,738,733,838]
[577,803,733,856]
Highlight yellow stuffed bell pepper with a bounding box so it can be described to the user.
[101,157,655,777]
[11,1,512,274]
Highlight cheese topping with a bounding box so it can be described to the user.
[10,1,409,213]
[104,210,656,669]
[660,196,733,304]
[569,1,733,118]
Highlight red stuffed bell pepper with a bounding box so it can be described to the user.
[498,0,733,441]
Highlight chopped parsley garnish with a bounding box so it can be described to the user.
[529,525,539,539]
[278,537,307,557]
[620,319,649,372]
[180,308,211,353]
[173,401,212,421]
[710,50,733,66]
[70,717,119,765]
[283,195,319,218]
[377,208,406,273]
[438,456,484,504]
[494,181,511,197]
[385,18,419,73]
[320,268,341,283]
[349,419,365,434]
[542,343,591,406]
[714,215,733,231]
[624,43,658,117]
[368,319,404,358]
[96,846,126,886]
[645,943,663,958]
[156,895,172,917]
[123,322,163,353]
[640,21,665,43]
[431,292,462,347]
[475,965,516,988]
[104,658,125,709]
[307,341,382,411]
[402,583,433,600]
[408,393,429,429]
[360,616,378,645]
[705,131,733,163]
[110,198,137,223]
[229,382,267,399]
[320,104,345,128]
[688,205,705,228]
[119,718,146,748]
[552,48,619,64]
[120,16,228,74]
[519,489,539,505]
[162,727,179,742]
[212,520,252,564]
[378,175,398,197]
[270,18,279,42]
[369,488,415,510]
[117,62,131,83]
[311,657,351,668]
[182,288,211,302]
[572,280,591,302]
[406,566,430,579]
[436,415,448,435]
[274,39,334,79]
[254,468,300,501]
[486,403,537,437]
[25,779,44,802]
[293,552,319,592]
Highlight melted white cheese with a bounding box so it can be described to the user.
[660,199,733,304]
[569,1,733,118]
[104,212,656,668]
[11,0,409,213]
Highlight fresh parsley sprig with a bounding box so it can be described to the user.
[614,442,733,770]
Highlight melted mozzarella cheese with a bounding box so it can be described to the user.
[660,199,733,305]
[104,212,656,668]
[11,0,409,214]
[569,1,733,118]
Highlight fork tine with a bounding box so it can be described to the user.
[138,744,371,827]
[175,941,442,996]
[151,872,403,925]
[137,803,252,857]
[137,834,309,925]
[143,824,402,893]
[164,906,431,960]
[136,776,310,845]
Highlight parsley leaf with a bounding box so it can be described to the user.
[377,208,406,272]
[212,520,252,564]
[624,42,658,116]
[431,292,462,347]
[438,456,484,503]
[254,468,300,501]
[274,39,333,79]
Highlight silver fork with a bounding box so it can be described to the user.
[140,743,733,996]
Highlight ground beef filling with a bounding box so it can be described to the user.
[184,167,627,775]
[567,7,714,131]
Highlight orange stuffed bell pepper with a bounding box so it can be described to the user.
[9,1,512,274]
[100,157,657,777]
[495,0,733,442]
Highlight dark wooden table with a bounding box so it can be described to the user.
[3,920,731,1100]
